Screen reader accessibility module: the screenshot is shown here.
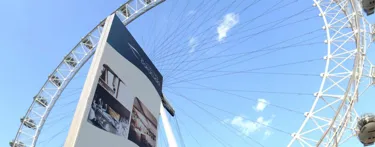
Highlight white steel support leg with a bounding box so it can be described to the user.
[160,103,178,147]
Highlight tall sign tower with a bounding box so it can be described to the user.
[65,13,174,147]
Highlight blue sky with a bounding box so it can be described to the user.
[1,0,375,147]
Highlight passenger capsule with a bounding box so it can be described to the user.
[357,113,375,146]
[82,38,94,50]
[64,56,77,67]
[9,140,25,147]
[49,75,62,87]
[34,96,48,107]
[144,0,151,4]
[119,6,131,18]
[362,0,375,16]
[20,117,36,129]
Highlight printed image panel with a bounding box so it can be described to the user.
[128,97,158,147]
[87,64,131,138]
[98,64,124,99]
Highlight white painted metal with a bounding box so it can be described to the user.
[288,0,373,146]
[160,103,178,147]
[11,1,165,147]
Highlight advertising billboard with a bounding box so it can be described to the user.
[64,14,163,147]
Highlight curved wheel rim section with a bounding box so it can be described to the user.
[11,1,166,147]
[289,0,372,146]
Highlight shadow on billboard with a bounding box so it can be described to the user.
[128,97,158,147]
[87,64,131,138]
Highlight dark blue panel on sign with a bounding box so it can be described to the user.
[106,14,163,97]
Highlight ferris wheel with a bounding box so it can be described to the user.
[9,0,375,147]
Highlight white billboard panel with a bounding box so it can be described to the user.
[65,14,163,147]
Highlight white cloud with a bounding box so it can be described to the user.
[256,116,273,126]
[187,10,196,15]
[227,116,274,136]
[264,130,273,139]
[217,13,239,42]
[231,116,259,135]
[188,37,198,53]
[253,99,269,112]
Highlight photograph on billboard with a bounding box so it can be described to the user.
[87,64,131,138]
[128,97,158,147]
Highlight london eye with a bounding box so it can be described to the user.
[5,0,375,146]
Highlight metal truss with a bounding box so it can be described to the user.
[10,0,165,147]
[288,0,374,146]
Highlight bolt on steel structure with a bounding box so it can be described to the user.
[288,0,375,146]
[9,0,179,147]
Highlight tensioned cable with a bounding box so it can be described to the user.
[163,37,322,84]
[145,10,157,51]
[166,88,265,147]
[159,41,320,76]
[156,26,319,76]
[41,88,82,124]
[174,116,202,147]
[168,102,234,147]
[163,17,321,81]
[233,0,297,31]
[155,39,319,66]
[154,11,318,76]
[163,29,322,83]
[153,0,302,62]
[150,0,194,59]
[237,0,261,14]
[172,115,186,147]
[148,0,189,53]
[167,57,322,85]
[158,0,238,70]
[52,89,83,109]
[236,15,318,45]
[160,17,320,64]
[53,98,80,109]
[160,69,319,77]
[235,7,316,38]
[151,0,220,60]
[164,55,320,85]
[232,0,248,13]
[161,66,320,76]
[146,0,180,53]
[155,23,317,71]
[38,124,70,147]
[166,79,305,115]
[161,18,322,81]
[38,103,75,144]
[151,0,264,61]
[37,85,84,144]
[175,91,293,136]
[183,116,233,147]
[43,110,76,127]
[165,86,312,96]
[152,0,238,57]
[157,0,242,71]
[151,0,214,53]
